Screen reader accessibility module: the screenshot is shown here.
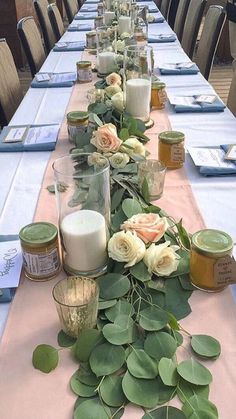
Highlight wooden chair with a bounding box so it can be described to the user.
[195,6,226,80]
[168,0,180,29]
[159,0,171,19]
[48,3,65,41]
[181,0,206,59]
[173,0,191,42]
[154,0,162,9]
[0,39,23,126]
[34,0,56,54]
[63,0,79,24]
[17,17,46,78]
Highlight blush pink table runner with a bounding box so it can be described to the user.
[0,58,236,419]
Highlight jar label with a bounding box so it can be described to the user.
[77,68,92,82]
[22,248,60,278]
[214,255,236,286]
[171,144,185,163]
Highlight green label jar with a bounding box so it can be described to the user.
[158,131,185,169]
[19,222,61,281]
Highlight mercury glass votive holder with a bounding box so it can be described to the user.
[52,276,99,338]
[138,160,166,200]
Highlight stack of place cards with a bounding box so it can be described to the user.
[53,41,85,51]
[168,94,225,113]
[188,146,236,176]
[32,72,77,88]
[159,62,199,75]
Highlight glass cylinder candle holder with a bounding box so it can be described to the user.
[96,26,118,75]
[53,276,99,338]
[137,160,166,200]
[53,154,110,277]
[124,45,152,123]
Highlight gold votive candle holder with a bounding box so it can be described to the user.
[137,160,166,201]
[52,276,99,338]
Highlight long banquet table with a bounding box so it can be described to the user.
[0,2,236,418]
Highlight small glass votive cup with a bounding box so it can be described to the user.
[52,276,99,338]
[137,160,166,200]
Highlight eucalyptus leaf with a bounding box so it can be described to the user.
[139,306,169,331]
[97,273,131,299]
[88,102,108,115]
[73,329,104,363]
[142,406,187,419]
[122,198,143,218]
[177,378,209,404]
[155,376,176,405]
[77,364,100,386]
[141,177,150,203]
[111,188,125,212]
[57,330,76,348]
[70,371,97,397]
[182,395,218,418]
[130,261,152,282]
[172,330,184,346]
[100,375,126,407]
[122,371,160,408]
[177,359,212,386]
[111,208,127,232]
[189,410,217,419]
[74,398,111,419]
[32,344,59,374]
[105,300,135,322]
[126,349,158,379]
[179,274,195,291]
[98,299,117,310]
[89,342,126,376]
[176,219,191,250]
[144,332,178,362]
[158,358,178,386]
[191,335,221,359]
[102,314,136,345]
[119,127,130,141]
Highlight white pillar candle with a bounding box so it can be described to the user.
[104,11,115,26]
[61,209,107,272]
[126,78,151,120]
[118,16,131,35]
[98,51,116,74]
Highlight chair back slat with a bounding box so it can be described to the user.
[174,0,191,42]
[181,0,206,59]
[159,0,171,19]
[34,0,56,54]
[48,3,65,41]
[63,0,79,24]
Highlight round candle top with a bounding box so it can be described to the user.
[61,210,106,236]
[19,222,58,248]
[158,131,185,144]
[192,229,233,257]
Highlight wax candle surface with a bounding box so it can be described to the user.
[98,51,116,74]
[118,16,131,35]
[126,78,151,120]
[104,11,115,26]
[61,209,107,272]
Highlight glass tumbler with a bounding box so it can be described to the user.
[53,154,110,277]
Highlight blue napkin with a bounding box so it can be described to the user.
[74,13,97,20]
[149,16,165,24]
[68,24,92,31]
[148,7,158,13]
[31,72,77,88]
[148,34,176,43]
[0,235,18,303]
[172,96,225,113]
[53,41,85,52]
[199,144,236,176]
[159,63,199,75]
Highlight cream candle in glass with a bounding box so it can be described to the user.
[104,11,115,26]
[61,210,107,273]
[118,16,131,35]
[126,78,151,120]
[98,51,116,74]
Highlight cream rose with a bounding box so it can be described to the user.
[144,241,180,277]
[106,72,122,86]
[87,152,108,168]
[111,92,124,112]
[120,32,131,40]
[112,39,126,53]
[108,231,146,267]
[105,84,122,98]
[121,213,168,244]
[91,123,122,153]
[148,15,155,23]
[109,152,130,169]
[122,137,146,158]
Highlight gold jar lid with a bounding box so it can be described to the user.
[67,111,89,124]
[192,229,233,258]
[158,131,185,144]
[152,81,166,90]
[77,60,92,69]
[95,16,103,20]
[86,31,96,38]
[19,222,58,249]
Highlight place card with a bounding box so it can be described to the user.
[195,95,217,104]
[224,144,236,161]
[24,125,59,145]
[214,256,236,286]
[3,127,27,143]
[0,240,22,289]
[188,147,236,169]
[35,73,51,82]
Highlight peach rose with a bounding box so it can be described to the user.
[91,123,122,153]
[121,213,168,244]
[106,73,122,86]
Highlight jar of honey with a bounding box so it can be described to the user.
[67,111,89,144]
[158,131,185,169]
[86,31,96,49]
[151,81,167,109]
[77,61,92,83]
[190,229,234,292]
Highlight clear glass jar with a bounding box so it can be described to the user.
[158,131,185,169]
[19,222,61,281]
[190,229,234,292]
[151,81,166,109]
[76,61,92,83]
[67,111,89,144]
[86,31,97,49]
[95,16,104,29]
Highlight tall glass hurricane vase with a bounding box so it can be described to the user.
[124,45,152,124]
[53,154,110,278]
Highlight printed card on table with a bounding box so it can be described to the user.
[0,240,22,288]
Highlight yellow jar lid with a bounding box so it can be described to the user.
[159,131,185,144]
[192,229,233,257]
[67,111,89,124]
[19,222,58,248]
[86,31,96,37]
[152,81,166,90]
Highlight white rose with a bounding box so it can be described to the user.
[87,152,108,168]
[109,152,130,168]
[111,92,124,112]
[108,231,146,267]
[122,137,146,158]
[112,39,126,53]
[143,241,180,277]
[148,15,155,23]
[120,32,131,40]
[106,73,122,86]
[105,84,122,98]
